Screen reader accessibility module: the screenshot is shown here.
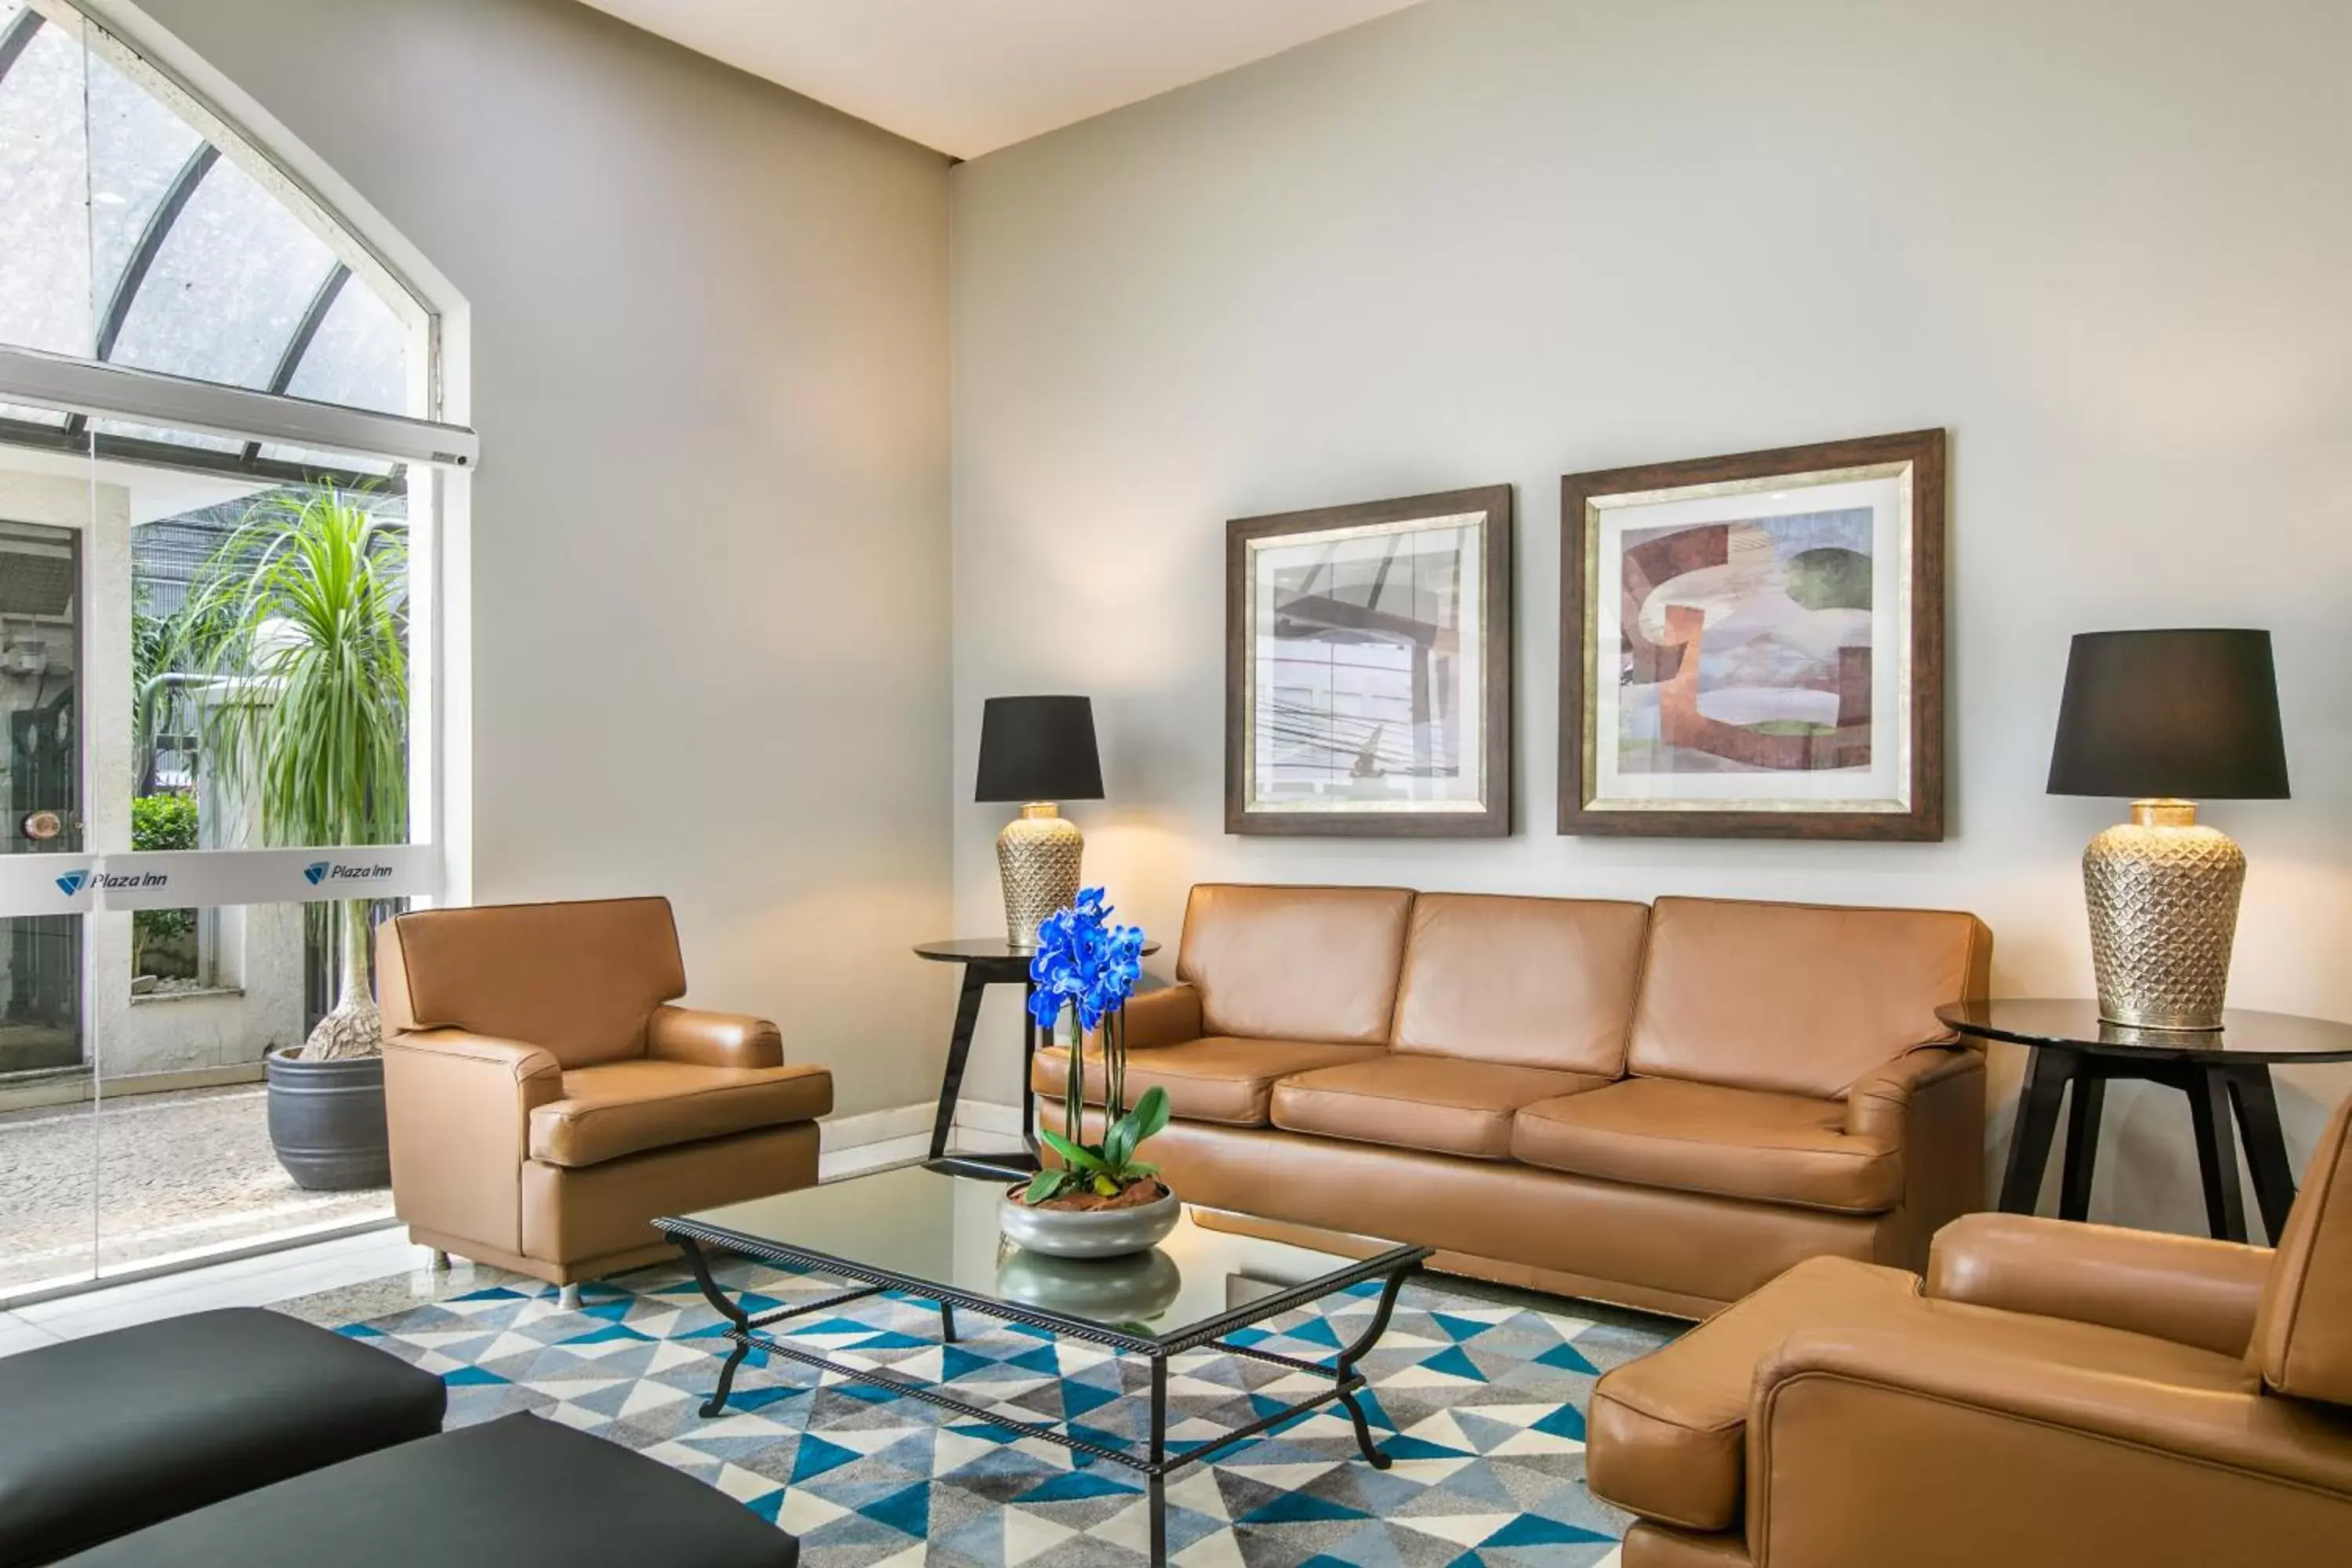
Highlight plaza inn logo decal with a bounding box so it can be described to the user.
[50,858,398,902]
[305,860,397,887]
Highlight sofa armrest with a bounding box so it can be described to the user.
[1927,1211,2271,1358]
[646,1004,784,1069]
[383,1030,563,1255]
[1749,1316,2352,1563]
[1087,982,1202,1051]
[1845,1047,1980,1140]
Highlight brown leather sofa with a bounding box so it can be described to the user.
[380,897,832,1297]
[1589,1091,2352,1566]
[1035,884,1991,1317]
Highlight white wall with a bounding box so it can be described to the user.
[133,0,956,1116]
[950,0,2352,1236]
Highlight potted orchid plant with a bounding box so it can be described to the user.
[999,888,1179,1258]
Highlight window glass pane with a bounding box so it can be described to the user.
[106,155,339,390]
[83,42,204,316]
[97,898,397,1278]
[0,4,95,358]
[0,401,69,427]
[281,278,407,414]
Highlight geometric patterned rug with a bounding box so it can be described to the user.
[340,1256,1674,1566]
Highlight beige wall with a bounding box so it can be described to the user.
[949,0,2352,1236]
[134,0,955,1116]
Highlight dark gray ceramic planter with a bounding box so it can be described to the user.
[264,1047,390,1190]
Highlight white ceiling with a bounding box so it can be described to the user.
[575,0,1425,159]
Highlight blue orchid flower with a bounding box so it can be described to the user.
[1025,887,1144,1035]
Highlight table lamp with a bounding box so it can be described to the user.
[2046,629,2289,1029]
[975,695,1104,948]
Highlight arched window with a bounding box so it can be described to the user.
[0,0,434,479]
[0,0,470,1300]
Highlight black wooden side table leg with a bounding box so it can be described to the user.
[1020,979,1040,1157]
[927,966,989,1162]
[2058,1064,2107,1222]
[2226,1065,2299,1244]
[2188,1067,2249,1242]
[1998,1046,2077,1214]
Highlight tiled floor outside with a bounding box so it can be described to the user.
[0,1080,391,1296]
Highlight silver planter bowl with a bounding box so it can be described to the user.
[999,1185,1180,1258]
[995,1247,1182,1327]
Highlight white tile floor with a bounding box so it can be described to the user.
[0,1126,935,1352]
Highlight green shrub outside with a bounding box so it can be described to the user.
[131,793,198,962]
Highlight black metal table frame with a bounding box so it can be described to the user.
[659,1217,1429,1567]
[1996,1046,2297,1243]
[921,950,1047,1181]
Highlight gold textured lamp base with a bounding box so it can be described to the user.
[2083,798,2244,1030]
[998,801,1083,949]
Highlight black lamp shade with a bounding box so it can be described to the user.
[2046,629,2289,800]
[975,695,1103,803]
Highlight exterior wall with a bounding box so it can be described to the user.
[948,0,2352,1238]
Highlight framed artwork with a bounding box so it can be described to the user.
[1559,430,1944,840]
[1227,485,1512,837]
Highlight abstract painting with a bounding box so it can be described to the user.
[1560,431,1944,839]
[1228,486,1512,836]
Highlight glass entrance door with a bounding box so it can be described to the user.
[0,519,82,1076]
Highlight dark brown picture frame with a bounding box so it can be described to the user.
[1559,430,1945,840]
[1226,485,1513,837]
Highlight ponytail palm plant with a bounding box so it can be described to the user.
[175,485,408,1061]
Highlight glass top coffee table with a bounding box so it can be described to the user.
[657,1165,1428,1566]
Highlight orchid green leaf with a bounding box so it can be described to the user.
[1038,1128,1110,1175]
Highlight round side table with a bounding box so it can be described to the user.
[1938,998,2352,1243]
[914,938,1160,1182]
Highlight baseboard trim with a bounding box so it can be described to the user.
[821,1098,1024,1152]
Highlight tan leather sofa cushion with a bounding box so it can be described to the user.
[1271,1056,1613,1160]
[528,1059,833,1167]
[1176,884,1413,1045]
[1588,1255,1924,1533]
[522,1121,819,1269]
[1389,892,1650,1073]
[1513,1078,1902,1213]
[383,898,688,1068]
[1034,1036,1385,1127]
[1627,897,1991,1097]
[1594,1254,2264,1541]
[2250,1093,2352,1404]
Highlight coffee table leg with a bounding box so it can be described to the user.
[1998,1045,2075,1214]
[2226,1064,2299,1244]
[676,1237,755,1417]
[1147,1355,1168,1567]
[1332,1264,1411,1468]
[938,1300,959,1344]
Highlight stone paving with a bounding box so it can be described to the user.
[0,1082,390,1294]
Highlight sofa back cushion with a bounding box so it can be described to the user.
[382,897,687,1069]
[1390,893,1650,1073]
[1627,896,1991,1097]
[1177,883,1414,1045]
[2249,1093,2352,1406]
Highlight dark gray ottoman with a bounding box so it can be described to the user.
[57,1414,799,1567]
[0,1307,445,1566]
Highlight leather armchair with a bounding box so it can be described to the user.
[380,897,831,1297]
[1589,1093,2352,1566]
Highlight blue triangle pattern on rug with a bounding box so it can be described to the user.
[346,1248,1668,1566]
